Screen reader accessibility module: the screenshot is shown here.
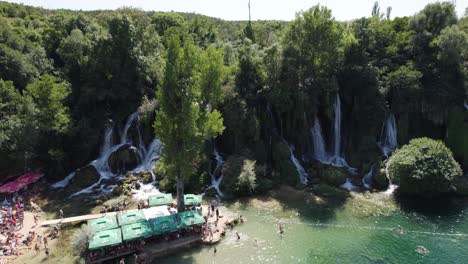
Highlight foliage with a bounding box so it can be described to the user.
[388,137,462,196]
[238,159,257,195]
[0,1,466,197]
[154,34,225,211]
[72,224,93,255]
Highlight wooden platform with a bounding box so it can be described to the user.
[38,210,132,226]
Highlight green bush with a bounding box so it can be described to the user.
[388,137,462,196]
[238,159,256,195]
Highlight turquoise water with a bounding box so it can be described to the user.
[157,195,468,264]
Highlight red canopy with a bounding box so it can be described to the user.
[0,173,44,193]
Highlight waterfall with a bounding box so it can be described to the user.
[332,95,342,159]
[289,146,308,185]
[309,95,356,175]
[362,166,373,189]
[379,114,398,157]
[267,104,309,184]
[52,112,163,199]
[310,115,328,163]
[120,112,138,144]
[204,146,225,197]
[384,161,398,194]
[340,178,358,191]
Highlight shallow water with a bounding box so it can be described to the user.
[157,195,468,264]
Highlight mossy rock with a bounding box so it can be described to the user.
[204,187,219,197]
[108,144,141,174]
[140,171,153,184]
[317,165,348,187]
[123,174,138,185]
[374,167,389,190]
[70,165,100,189]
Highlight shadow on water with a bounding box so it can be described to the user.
[269,185,351,223]
[395,193,468,217]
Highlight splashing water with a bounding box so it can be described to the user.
[384,160,398,194]
[289,145,308,185]
[204,146,225,197]
[362,167,373,189]
[379,114,398,157]
[340,178,358,191]
[52,112,163,199]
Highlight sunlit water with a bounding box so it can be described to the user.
[157,196,468,264]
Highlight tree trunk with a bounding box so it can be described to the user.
[176,169,185,212]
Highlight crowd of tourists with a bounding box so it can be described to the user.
[0,196,25,257]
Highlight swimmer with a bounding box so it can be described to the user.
[279,224,284,235]
[236,232,240,240]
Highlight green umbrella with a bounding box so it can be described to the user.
[183,194,202,206]
[177,210,205,228]
[117,210,145,226]
[149,193,173,207]
[148,214,179,235]
[88,228,122,250]
[121,221,153,241]
[88,215,118,232]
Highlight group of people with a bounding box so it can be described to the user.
[0,196,25,257]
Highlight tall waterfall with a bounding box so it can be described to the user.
[52,112,162,199]
[267,104,309,184]
[311,115,327,162]
[332,95,342,159]
[310,95,356,174]
[379,114,398,157]
[204,147,225,197]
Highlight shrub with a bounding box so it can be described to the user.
[388,137,462,196]
[72,224,93,255]
[238,159,256,195]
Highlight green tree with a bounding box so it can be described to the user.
[24,75,70,133]
[154,35,224,212]
[388,137,462,197]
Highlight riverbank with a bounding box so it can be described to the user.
[4,181,467,264]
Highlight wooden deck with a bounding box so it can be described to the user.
[38,210,135,226]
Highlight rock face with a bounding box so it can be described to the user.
[71,164,100,189]
[108,144,141,174]
[317,165,348,187]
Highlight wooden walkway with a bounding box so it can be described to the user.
[38,210,130,226]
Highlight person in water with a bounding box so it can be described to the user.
[214,247,217,255]
[279,223,284,235]
[236,232,240,240]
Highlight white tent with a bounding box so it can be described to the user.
[143,206,170,220]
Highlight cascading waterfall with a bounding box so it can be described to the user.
[267,104,309,184]
[310,95,356,175]
[52,112,163,199]
[204,147,225,197]
[379,114,398,157]
[362,166,373,189]
[310,115,328,163]
[289,146,308,185]
[384,161,397,194]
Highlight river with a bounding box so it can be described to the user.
[157,190,468,264]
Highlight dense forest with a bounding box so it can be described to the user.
[0,1,467,198]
